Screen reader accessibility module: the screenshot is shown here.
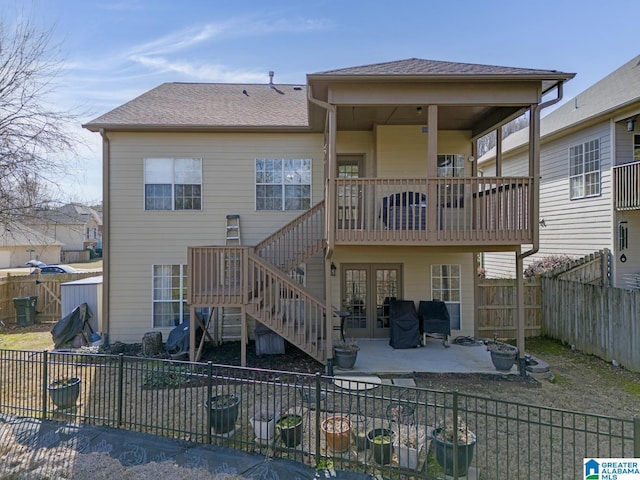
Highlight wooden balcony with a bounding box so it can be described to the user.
[333,177,533,247]
[613,161,640,211]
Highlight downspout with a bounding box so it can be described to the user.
[515,81,565,368]
[308,86,337,374]
[99,129,110,345]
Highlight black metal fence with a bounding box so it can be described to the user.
[0,349,637,479]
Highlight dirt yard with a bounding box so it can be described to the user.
[1,331,638,479]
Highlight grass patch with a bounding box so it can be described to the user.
[523,336,570,356]
[0,330,52,350]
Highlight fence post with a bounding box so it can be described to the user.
[452,391,459,479]
[315,372,321,459]
[42,350,48,420]
[207,362,213,445]
[117,354,124,427]
[634,416,640,457]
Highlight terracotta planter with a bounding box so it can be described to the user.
[47,377,81,409]
[321,415,351,453]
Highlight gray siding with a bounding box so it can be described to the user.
[483,121,614,278]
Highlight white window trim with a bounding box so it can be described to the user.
[430,264,462,330]
[255,158,312,211]
[568,139,600,200]
[144,157,203,211]
[151,264,187,328]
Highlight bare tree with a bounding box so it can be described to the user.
[0,14,79,228]
[477,114,529,158]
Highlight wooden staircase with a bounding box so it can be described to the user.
[188,200,328,364]
[255,200,325,272]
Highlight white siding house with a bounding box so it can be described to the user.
[480,55,640,288]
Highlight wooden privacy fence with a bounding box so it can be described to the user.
[0,273,99,324]
[541,276,640,372]
[476,278,541,339]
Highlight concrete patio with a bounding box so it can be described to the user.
[334,336,519,375]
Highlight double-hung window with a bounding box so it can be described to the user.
[569,140,600,199]
[634,134,640,162]
[152,264,187,328]
[255,158,311,211]
[144,158,202,210]
[430,264,461,330]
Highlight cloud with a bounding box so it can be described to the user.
[129,55,265,83]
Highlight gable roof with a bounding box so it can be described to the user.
[83,83,310,132]
[479,54,640,160]
[0,223,62,248]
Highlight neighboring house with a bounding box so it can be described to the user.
[83,58,573,366]
[479,55,640,290]
[26,203,103,252]
[0,223,62,268]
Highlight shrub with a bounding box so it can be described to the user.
[524,255,573,278]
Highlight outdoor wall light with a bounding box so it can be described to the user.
[330,262,337,276]
[416,106,423,115]
[627,116,636,132]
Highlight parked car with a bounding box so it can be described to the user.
[25,260,47,269]
[31,265,79,275]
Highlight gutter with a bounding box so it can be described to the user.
[520,81,565,260]
[99,129,110,344]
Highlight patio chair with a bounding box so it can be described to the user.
[418,300,451,347]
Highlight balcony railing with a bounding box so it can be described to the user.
[334,177,533,246]
[613,161,640,210]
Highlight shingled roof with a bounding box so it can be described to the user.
[83,82,310,131]
[311,57,568,79]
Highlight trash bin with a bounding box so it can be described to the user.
[13,296,37,326]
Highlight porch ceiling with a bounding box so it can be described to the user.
[335,104,514,132]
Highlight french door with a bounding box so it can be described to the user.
[337,155,364,229]
[341,263,402,338]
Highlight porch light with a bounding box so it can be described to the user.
[627,116,636,132]
[330,262,337,276]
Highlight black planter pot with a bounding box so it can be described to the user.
[431,428,476,477]
[367,428,394,465]
[47,377,81,409]
[276,414,303,447]
[206,394,240,434]
[333,347,358,369]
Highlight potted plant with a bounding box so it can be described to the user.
[205,394,241,435]
[486,340,519,371]
[366,427,394,465]
[276,413,303,447]
[394,424,425,470]
[47,377,81,409]
[320,415,351,453]
[431,417,476,477]
[333,338,359,370]
[250,402,280,442]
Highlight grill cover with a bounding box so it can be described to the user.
[389,300,420,349]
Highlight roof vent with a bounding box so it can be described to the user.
[269,71,274,85]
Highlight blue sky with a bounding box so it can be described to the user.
[3,0,640,203]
